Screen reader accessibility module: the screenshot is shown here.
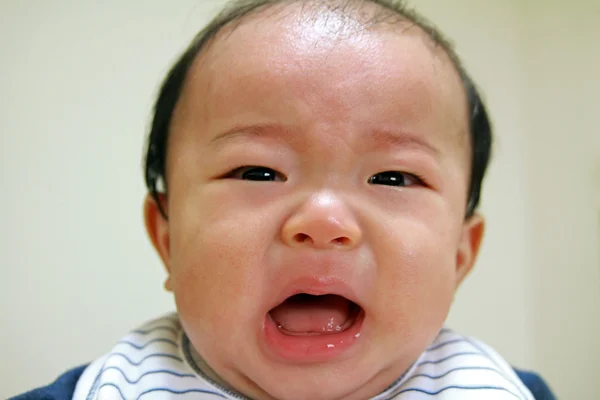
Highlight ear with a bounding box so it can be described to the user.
[143,193,173,292]
[455,213,485,288]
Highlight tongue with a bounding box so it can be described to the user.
[270,294,351,334]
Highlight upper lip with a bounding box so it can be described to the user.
[266,275,364,313]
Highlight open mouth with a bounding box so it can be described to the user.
[269,294,361,336]
[263,293,365,362]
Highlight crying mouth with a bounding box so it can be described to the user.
[269,294,361,336]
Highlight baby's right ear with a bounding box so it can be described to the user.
[143,194,172,291]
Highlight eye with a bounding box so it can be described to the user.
[228,166,286,182]
[369,171,423,187]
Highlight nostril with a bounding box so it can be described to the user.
[333,237,350,246]
[289,233,354,248]
[293,233,312,243]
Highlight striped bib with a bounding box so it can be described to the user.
[74,314,534,400]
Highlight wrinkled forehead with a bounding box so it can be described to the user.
[174,1,470,152]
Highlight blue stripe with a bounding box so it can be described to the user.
[94,383,127,400]
[404,366,503,382]
[426,338,467,352]
[138,388,229,399]
[118,338,178,350]
[391,385,521,399]
[97,366,196,384]
[417,352,483,366]
[96,383,228,400]
[132,325,179,335]
[106,352,183,366]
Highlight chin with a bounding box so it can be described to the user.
[247,360,385,400]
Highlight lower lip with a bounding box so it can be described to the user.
[262,310,365,363]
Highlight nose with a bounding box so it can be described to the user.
[281,191,362,250]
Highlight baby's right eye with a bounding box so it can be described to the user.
[227,166,286,182]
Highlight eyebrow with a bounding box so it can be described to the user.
[368,128,441,159]
[210,123,440,158]
[209,123,291,147]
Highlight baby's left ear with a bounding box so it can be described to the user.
[455,214,485,288]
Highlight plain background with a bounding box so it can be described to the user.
[1,0,598,398]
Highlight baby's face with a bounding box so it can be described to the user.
[146,7,484,400]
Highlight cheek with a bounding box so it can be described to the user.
[168,191,276,338]
[372,216,459,340]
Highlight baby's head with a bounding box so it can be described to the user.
[143,1,492,399]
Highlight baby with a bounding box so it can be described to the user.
[15,0,556,399]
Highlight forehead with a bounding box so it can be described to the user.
[173,3,469,157]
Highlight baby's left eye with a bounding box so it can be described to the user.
[369,171,423,187]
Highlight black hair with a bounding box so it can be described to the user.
[144,0,492,219]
